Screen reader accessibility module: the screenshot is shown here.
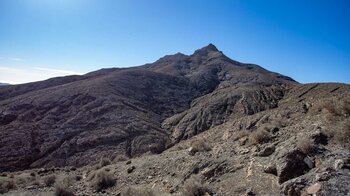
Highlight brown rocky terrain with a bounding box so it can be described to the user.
[0,44,349,195]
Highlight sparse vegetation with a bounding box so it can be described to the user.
[0,179,16,194]
[90,170,116,192]
[121,186,157,196]
[183,179,211,196]
[341,100,350,116]
[313,99,350,119]
[113,154,129,163]
[323,101,338,116]
[312,99,350,148]
[297,137,315,154]
[62,175,76,186]
[31,178,40,186]
[250,127,271,144]
[233,130,249,141]
[14,173,36,186]
[99,157,111,168]
[0,43,349,196]
[42,174,57,187]
[54,181,75,196]
[325,121,350,148]
[190,137,212,153]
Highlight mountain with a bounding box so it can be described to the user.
[0,44,349,195]
[0,44,294,171]
[0,83,10,86]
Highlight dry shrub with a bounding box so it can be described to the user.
[30,178,40,186]
[42,174,56,187]
[171,141,189,151]
[183,179,211,196]
[0,179,16,194]
[190,137,211,153]
[327,100,350,117]
[250,127,271,145]
[64,175,77,187]
[14,173,36,186]
[297,137,315,154]
[323,101,338,116]
[326,121,350,148]
[148,142,167,154]
[121,186,157,196]
[54,181,74,196]
[271,118,287,128]
[113,154,129,163]
[314,99,350,119]
[233,130,249,141]
[90,170,116,192]
[312,98,350,149]
[99,157,111,168]
[15,176,26,185]
[340,100,350,116]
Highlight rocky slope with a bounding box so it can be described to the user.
[0,44,349,195]
[0,44,294,171]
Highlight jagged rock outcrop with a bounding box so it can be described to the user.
[275,149,310,183]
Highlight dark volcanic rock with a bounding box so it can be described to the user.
[258,144,275,157]
[276,149,310,183]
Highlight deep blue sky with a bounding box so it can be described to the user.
[0,0,349,84]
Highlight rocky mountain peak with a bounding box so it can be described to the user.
[201,43,219,52]
[193,43,221,56]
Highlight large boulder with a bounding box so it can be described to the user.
[276,149,310,183]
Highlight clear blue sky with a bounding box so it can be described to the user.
[0,0,349,84]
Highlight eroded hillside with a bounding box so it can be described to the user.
[0,45,349,196]
[0,44,294,171]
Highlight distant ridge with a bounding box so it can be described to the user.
[0,82,10,86]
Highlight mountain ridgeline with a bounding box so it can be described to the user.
[0,44,295,171]
[1,44,350,195]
